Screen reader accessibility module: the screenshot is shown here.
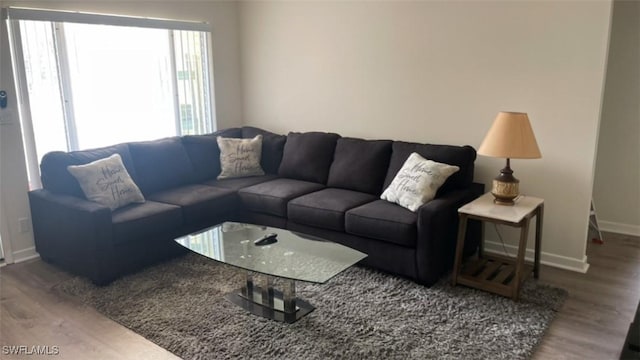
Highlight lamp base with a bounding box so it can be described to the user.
[491,159,519,206]
[491,180,519,205]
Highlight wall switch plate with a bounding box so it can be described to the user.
[18,217,31,233]
[0,108,15,125]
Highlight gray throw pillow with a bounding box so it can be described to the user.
[380,152,459,212]
[67,154,145,210]
[217,135,265,179]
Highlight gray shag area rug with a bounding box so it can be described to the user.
[57,253,567,360]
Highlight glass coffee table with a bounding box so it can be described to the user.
[175,222,367,323]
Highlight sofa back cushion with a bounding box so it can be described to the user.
[242,126,287,174]
[40,143,137,198]
[383,141,476,195]
[327,138,392,195]
[182,128,242,182]
[278,131,340,184]
[129,137,197,195]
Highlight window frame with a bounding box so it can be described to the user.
[4,7,215,189]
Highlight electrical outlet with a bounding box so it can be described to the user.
[0,108,15,125]
[18,217,30,233]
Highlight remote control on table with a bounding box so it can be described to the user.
[254,233,278,246]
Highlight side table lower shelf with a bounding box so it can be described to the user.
[456,254,534,299]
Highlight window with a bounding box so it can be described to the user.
[6,8,214,189]
[180,104,195,133]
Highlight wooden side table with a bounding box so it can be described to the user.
[452,192,544,301]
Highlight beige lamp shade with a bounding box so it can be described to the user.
[478,112,542,159]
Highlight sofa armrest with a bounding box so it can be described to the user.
[415,183,484,285]
[28,189,115,283]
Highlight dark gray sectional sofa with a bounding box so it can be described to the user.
[29,126,483,286]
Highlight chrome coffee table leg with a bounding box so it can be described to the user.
[243,272,254,298]
[226,271,315,323]
[283,280,296,314]
[262,276,274,308]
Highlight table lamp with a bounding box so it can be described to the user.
[477,111,542,205]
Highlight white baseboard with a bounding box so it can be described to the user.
[484,241,590,273]
[11,246,40,263]
[598,221,640,237]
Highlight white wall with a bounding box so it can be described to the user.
[239,1,613,271]
[1,1,32,262]
[0,0,243,262]
[0,0,618,272]
[593,0,640,237]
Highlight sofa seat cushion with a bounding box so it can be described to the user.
[148,184,237,226]
[203,174,278,191]
[345,200,417,247]
[238,178,325,217]
[112,201,182,245]
[288,188,377,232]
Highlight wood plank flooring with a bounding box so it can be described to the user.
[1,231,639,359]
[534,232,640,360]
[0,258,179,359]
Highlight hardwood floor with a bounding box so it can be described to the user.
[1,232,639,360]
[534,232,640,360]
[0,259,179,359]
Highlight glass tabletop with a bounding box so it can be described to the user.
[175,222,367,284]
